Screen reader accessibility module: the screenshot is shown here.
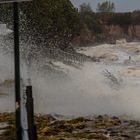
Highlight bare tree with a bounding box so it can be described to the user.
[103,69,123,90]
[97,1,115,13]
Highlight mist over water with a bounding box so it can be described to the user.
[0,39,140,118]
[32,62,140,117]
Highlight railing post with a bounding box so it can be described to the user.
[26,86,37,140]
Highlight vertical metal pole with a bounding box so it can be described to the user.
[13,2,22,140]
[26,86,37,140]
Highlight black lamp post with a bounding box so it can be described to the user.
[0,1,36,139]
[13,2,22,140]
[13,2,37,140]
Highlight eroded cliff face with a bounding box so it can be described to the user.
[134,25,140,38]
[72,24,140,46]
[104,25,140,39]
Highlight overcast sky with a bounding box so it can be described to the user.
[70,0,140,12]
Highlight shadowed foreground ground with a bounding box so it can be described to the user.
[0,113,140,140]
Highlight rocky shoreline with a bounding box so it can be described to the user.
[1,113,140,140]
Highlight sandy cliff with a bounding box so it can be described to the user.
[72,24,140,46]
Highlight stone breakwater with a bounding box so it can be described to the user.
[1,113,140,140]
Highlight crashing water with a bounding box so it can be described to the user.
[0,37,140,118]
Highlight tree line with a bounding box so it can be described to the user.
[0,0,81,51]
[0,0,139,50]
[79,2,140,33]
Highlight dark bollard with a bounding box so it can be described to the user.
[26,86,37,140]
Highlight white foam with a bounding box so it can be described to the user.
[0,42,140,118]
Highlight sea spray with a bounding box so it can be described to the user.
[0,42,140,118]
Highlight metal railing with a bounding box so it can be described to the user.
[45,48,91,65]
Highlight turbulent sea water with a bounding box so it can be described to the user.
[0,38,140,118]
